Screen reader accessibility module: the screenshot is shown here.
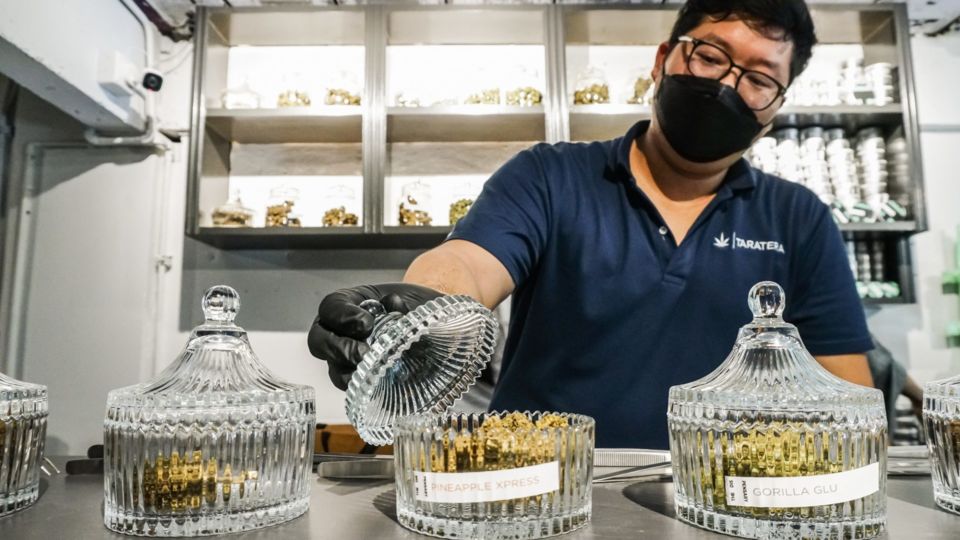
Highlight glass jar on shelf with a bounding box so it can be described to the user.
[0,370,47,517]
[505,66,543,107]
[265,186,302,228]
[923,372,960,515]
[398,180,433,227]
[325,70,362,106]
[464,66,502,106]
[626,70,655,105]
[668,281,887,539]
[321,184,360,227]
[448,181,478,226]
[277,73,311,108]
[573,66,610,105]
[103,285,316,536]
[220,78,262,109]
[211,190,254,228]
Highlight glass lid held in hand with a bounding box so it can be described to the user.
[345,295,499,446]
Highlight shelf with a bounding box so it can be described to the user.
[194,227,444,250]
[568,103,905,141]
[569,104,650,141]
[774,104,904,130]
[839,221,917,233]
[205,108,362,144]
[862,297,910,305]
[387,106,546,142]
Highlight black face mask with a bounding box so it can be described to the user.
[652,73,766,163]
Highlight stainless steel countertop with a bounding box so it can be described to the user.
[1,457,956,539]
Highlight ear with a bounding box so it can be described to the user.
[651,41,671,83]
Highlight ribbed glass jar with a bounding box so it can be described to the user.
[103,285,315,536]
[394,411,594,539]
[346,295,499,446]
[923,372,960,514]
[668,282,887,539]
[0,371,47,517]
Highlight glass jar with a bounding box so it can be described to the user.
[103,285,316,536]
[345,295,499,446]
[626,71,655,105]
[923,372,960,514]
[211,190,254,228]
[668,281,887,540]
[0,371,47,516]
[265,186,302,228]
[394,411,594,539]
[321,184,360,227]
[325,70,362,106]
[220,78,262,109]
[448,182,478,227]
[398,180,433,227]
[277,73,311,108]
[573,66,610,105]
[505,67,542,107]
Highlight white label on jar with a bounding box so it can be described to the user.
[412,461,560,503]
[724,462,880,508]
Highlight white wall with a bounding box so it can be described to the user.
[0,0,147,132]
[867,32,960,383]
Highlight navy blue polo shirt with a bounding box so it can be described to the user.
[447,121,872,449]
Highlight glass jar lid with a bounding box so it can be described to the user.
[0,370,46,410]
[345,295,499,445]
[669,281,884,417]
[108,285,313,408]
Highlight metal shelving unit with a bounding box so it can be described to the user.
[186,2,924,304]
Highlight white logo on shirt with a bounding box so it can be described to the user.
[714,232,786,254]
[713,232,730,248]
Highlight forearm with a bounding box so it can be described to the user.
[814,354,874,388]
[404,248,484,300]
[403,241,512,309]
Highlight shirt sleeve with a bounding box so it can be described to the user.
[784,200,874,356]
[445,146,552,288]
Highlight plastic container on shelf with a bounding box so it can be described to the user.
[0,371,47,517]
[103,285,316,536]
[668,281,887,539]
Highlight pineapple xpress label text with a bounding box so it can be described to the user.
[725,462,880,508]
[412,461,560,503]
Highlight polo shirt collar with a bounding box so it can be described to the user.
[608,120,758,193]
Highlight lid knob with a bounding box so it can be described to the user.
[202,285,240,323]
[748,281,785,319]
[359,299,387,319]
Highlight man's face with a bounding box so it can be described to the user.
[652,16,794,140]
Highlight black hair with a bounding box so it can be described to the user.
[668,0,817,84]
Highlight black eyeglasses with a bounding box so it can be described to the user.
[675,35,787,111]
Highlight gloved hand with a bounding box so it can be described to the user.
[307,283,444,391]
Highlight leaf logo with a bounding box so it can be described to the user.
[713,232,730,248]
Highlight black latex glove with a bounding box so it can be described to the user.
[307,283,444,391]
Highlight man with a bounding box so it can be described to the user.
[308,0,874,449]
